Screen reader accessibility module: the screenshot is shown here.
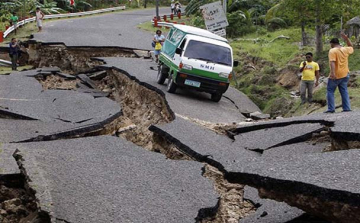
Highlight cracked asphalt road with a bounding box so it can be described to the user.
[1,6,359,223]
[33,8,261,123]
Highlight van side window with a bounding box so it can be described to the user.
[167,29,174,40]
[179,39,186,50]
[169,30,185,45]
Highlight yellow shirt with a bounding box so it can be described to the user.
[299,61,319,81]
[329,47,353,79]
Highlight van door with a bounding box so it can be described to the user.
[173,38,187,67]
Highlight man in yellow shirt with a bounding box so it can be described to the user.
[325,33,353,113]
[299,52,320,104]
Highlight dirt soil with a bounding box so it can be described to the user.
[96,69,175,150]
[0,181,48,223]
[202,165,256,223]
[36,75,79,90]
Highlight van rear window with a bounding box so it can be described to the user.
[184,40,232,66]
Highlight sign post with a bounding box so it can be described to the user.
[200,1,229,37]
[156,0,160,20]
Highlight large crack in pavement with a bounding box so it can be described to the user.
[3,42,360,222]
[1,43,255,222]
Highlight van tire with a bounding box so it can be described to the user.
[211,92,222,102]
[157,64,168,84]
[167,76,177,93]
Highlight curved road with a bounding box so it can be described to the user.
[33,8,169,50]
[33,7,260,123]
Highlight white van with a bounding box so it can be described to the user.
[157,24,238,102]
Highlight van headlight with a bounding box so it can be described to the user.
[182,64,193,70]
[219,72,230,78]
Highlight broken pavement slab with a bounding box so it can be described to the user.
[0,72,122,142]
[0,144,20,175]
[226,149,360,223]
[36,66,61,73]
[149,117,259,171]
[0,119,77,143]
[240,186,308,223]
[0,73,121,124]
[233,123,325,152]
[150,114,360,222]
[87,70,107,80]
[262,142,326,159]
[77,73,98,89]
[6,136,218,223]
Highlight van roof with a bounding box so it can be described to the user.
[186,35,231,49]
[172,24,228,43]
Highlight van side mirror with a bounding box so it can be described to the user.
[233,61,239,67]
[175,48,183,55]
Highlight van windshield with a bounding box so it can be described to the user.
[184,40,232,66]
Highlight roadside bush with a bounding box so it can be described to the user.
[227,11,256,37]
[266,17,287,31]
[191,16,205,29]
[262,65,277,75]
[257,73,276,85]
[256,26,267,36]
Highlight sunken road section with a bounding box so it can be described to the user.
[2,42,360,222]
[150,112,360,223]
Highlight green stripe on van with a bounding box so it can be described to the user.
[183,68,228,82]
[159,54,228,82]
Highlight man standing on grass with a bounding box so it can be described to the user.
[324,33,353,113]
[36,7,45,32]
[299,52,320,104]
[10,12,18,35]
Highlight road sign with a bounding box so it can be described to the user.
[212,28,226,37]
[200,1,229,31]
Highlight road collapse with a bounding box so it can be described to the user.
[0,41,359,223]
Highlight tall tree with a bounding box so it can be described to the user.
[268,0,360,55]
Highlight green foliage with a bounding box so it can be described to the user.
[191,16,205,29]
[185,0,214,16]
[231,28,301,67]
[35,1,64,14]
[266,17,287,30]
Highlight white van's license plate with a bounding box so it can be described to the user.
[184,80,201,88]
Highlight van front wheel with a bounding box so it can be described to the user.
[211,92,222,102]
[157,64,168,84]
[167,76,177,93]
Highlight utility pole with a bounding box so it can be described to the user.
[223,0,227,14]
[156,0,159,20]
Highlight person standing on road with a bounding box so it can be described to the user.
[324,33,354,113]
[10,12,19,35]
[298,52,320,104]
[153,30,165,63]
[175,2,182,14]
[36,7,45,32]
[9,38,20,71]
[171,0,175,14]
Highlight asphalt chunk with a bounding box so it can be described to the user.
[7,136,218,223]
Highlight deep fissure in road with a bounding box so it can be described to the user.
[3,43,358,222]
[0,174,51,222]
[0,43,258,222]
